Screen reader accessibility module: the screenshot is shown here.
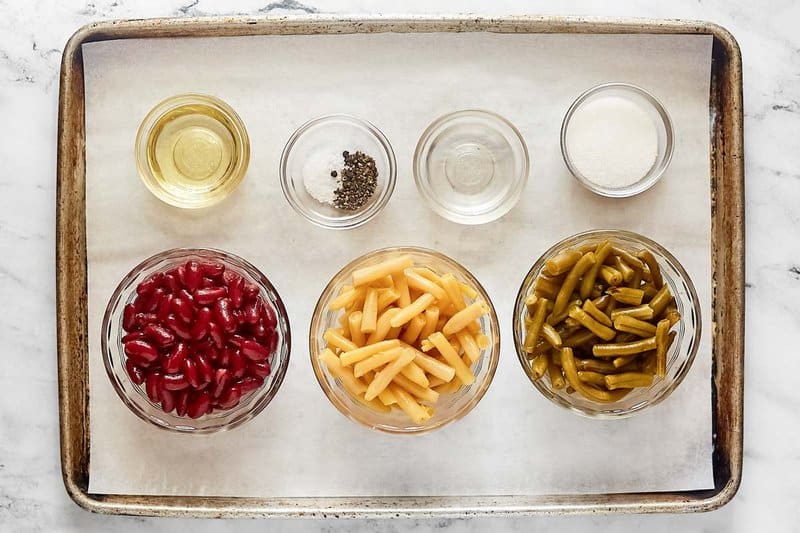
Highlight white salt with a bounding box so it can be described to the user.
[302,151,343,205]
[566,95,658,189]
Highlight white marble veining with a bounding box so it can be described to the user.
[0,0,797,531]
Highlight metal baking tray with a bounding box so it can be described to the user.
[56,15,744,517]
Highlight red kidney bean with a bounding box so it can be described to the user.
[125,359,146,385]
[177,288,194,303]
[175,390,190,417]
[160,387,176,413]
[200,261,225,279]
[249,320,268,342]
[199,277,215,289]
[193,286,227,305]
[193,337,214,354]
[121,331,144,343]
[232,308,244,325]
[156,293,173,322]
[208,321,225,349]
[242,299,261,325]
[143,323,175,348]
[261,301,277,330]
[195,354,215,386]
[229,350,246,379]
[187,391,211,419]
[227,334,245,348]
[124,339,158,362]
[134,312,158,329]
[171,297,194,323]
[132,292,148,313]
[183,358,201,389]
[267,331,278,355]
[164,342,188,374]
[166,315,193,340]
[239,375,264,395]
[241,339,269,362]
[145,372,161,402]
[243,281,260,300]
[184,260,203,291]
[176,264,187,287]
[218,347,234,367]
[165,272,181,293]
[190,307,212,341]
[122,303,138,331]
[162,372,189,391]
[249,360,271,378]
[143,287,166,313]
[216,384,242,410]
[214,298,237,333]
[212,368,229,398]
[136,276,156,296]
[228,275,244,309]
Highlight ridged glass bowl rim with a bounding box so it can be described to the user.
[512,229,701,419]
[412,109,530,225]
[101,247,291,434]
[279,114,397,230]
[134,92,251,209]
[559,83,675,198]
[309,246,501,434]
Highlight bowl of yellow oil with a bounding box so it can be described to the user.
[135,94,250,209]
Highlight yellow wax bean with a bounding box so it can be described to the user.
[360,287,378,333]
[392,373,439,403]
[405,269,448,303]
[347,311,365,347]
[456,330,481,363]
[339,339,402,366]
[428,332,475,385]
[442,300,490,336]
[393,272,411,307]
[366,308,401,344]
[352,255,414,286]
[400,314,426,345]
[399,361,429,388]
[323,328,359,352]
[319,349,367,396]
[390,293,436,328]
[365,349,416,401]
[353,347,404,378]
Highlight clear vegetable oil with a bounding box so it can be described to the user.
[138,95,249,208]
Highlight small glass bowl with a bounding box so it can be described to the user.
[413,110,530,225]
[280,114,397,230]
[102,248,291,433]
[512,230,701,419]
[310,247,500,434]
[560,83,674,198]
[135,93,250,209]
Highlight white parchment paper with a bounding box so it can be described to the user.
[83,32,713,496]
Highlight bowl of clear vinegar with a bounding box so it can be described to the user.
[135,94,250,209]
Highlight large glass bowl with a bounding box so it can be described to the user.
[513,230,701,418]
[310,246,500,434]
[102,248,291,433]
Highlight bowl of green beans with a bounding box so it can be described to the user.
[512,229,701,419]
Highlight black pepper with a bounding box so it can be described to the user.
[333,151,378,211]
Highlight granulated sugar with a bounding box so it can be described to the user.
[565,95,658,189]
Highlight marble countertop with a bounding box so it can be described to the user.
[1,0,795,531]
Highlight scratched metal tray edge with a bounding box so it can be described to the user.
[55,14,744,518]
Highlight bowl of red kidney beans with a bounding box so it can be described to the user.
[102,248,290,433]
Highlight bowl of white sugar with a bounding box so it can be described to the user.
[560,83,674,198]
